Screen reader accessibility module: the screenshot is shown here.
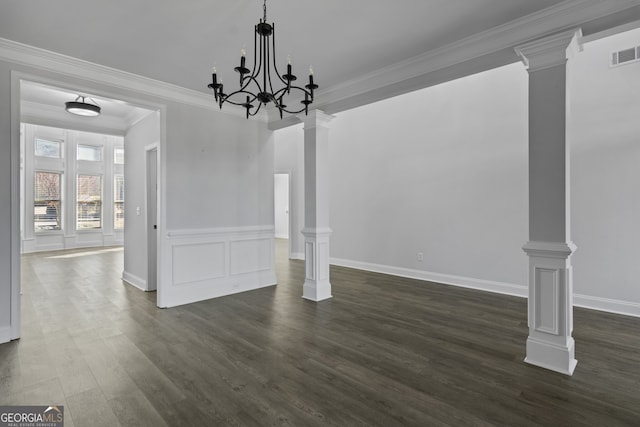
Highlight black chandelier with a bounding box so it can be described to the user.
[208,0,318,119]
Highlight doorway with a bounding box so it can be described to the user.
[146,147,158,291]
[274,173,291,258]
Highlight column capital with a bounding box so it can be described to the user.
[523,241,577,259]
[515,28,583,72]
[298,109,336,130]
[301,227,332,237]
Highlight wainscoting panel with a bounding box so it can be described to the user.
[173,241,226,285]
[230,238,272,275]
[0,326,11,344]
[163,226,277,308]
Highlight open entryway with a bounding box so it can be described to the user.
[274,172,291,259]
[11,77,163,342]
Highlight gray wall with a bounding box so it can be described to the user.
[165,104,273,229]
[123,111,160,286]
[327,62,529,285]
[570,29,640,305]
[274,28,640,311]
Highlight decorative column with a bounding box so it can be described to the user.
[299,109,335,301]
[515,28,582,376]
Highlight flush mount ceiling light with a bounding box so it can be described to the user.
[65,96,101,117]
[208,0,318,119]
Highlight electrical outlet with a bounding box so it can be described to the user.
[417,252,424,262]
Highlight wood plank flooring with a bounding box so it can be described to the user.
[1,240,639,426]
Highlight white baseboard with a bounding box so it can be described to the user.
[574,294,640,318]
[0,326,12,344]
[122,271,148,291]
[330,257,527,298]
[329,257,640,318]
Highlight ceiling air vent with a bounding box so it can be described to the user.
[610,46,640,67]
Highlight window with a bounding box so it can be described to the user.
[77,174,102,229]
[77,144,102,162]
[114,147,124,164]
[35,138,62,158]
[34,171,62,231]
[114,175,125,230]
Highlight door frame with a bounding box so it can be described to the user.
[10,71,21,340]
[274,170,292,259]
[8,70,167,342]
[145,144,159,293]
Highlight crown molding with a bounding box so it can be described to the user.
[0,38,267,122]
[311,0,640,115]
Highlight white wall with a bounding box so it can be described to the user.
[274,29,640,316]
[122,111,160,290]
[570,28,640,312]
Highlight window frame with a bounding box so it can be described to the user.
[76,173,104,231]
[33,170,64,233]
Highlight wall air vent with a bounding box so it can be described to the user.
[610,46,640,67]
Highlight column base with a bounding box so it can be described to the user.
[525,336,577,375]
[302,281,332,302]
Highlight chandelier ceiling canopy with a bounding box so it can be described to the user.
[208,0,318,119]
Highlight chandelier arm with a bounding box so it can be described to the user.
[287,85,314,99]
[239,75,263,94]
[271,86,289,100]
[281,105,309,115]
[262,33,268,97]
[245,100,263,117]
[265,30,278,102]
[249,24,259,81]
[220,90,259,106]
[251,27,263,83]
[269,23,289,86]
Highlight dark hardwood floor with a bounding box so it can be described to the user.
[1,240,639,426]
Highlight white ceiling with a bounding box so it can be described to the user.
[0,0,565,91]
[1,0,639,125]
